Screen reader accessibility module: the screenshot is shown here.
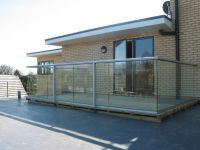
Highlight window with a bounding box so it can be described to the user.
[114,37,154,59]
[135,37,154,57]
[38,61,54,75]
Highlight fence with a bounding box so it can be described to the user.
[27,57,197,115]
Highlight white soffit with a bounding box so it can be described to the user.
[45,15,173,46]
[27,49,62,57]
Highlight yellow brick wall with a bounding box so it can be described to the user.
[37,33,176,64]
[178,0,200,98]
[58,33,176,62]
[170,0,200,98]
[170,0,200,63]
[37,54,62,64]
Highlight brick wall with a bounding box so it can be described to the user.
[38,34,176,64]
[170,0,200,98]
[170,0,200,63]
[57,33,176,62]
[38,54,62,64]
[178,0,200,98]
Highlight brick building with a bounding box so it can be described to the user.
[27,0,199,117]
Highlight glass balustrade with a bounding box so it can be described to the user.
[27,57,196,115]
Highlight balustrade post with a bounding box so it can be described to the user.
[53,66,57,105]
[93,63,96,108]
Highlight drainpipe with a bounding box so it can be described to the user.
[159,0,180,98]
[175,0,180,99]
[175,0,180,61]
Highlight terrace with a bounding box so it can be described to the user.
[27,57,197,117]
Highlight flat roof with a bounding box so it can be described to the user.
[27,48,62,57]
[45,15,172,46]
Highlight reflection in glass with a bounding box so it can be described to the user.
[115,40,126,60]
[114,37,154,95]
[135,38,153,57]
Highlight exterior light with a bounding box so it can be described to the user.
[100,46,107,54]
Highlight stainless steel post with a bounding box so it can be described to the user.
[92,63,96,108]
[53,66,56,104]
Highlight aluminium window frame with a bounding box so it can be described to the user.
[38,60,54,75]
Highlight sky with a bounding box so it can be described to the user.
[0,0,166,75]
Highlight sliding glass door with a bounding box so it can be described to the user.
[114,40,127,93]
[114,37,154,95]
[134,37,154,95]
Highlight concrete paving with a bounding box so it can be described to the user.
[0,99,199,150]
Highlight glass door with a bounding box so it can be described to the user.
[134,37,154,95]
[114,40,127,93]
[126,40,134,92]
[114,37,154,95]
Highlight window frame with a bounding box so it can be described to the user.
[38,60,54,75]
[134,36,154,58]
[113,36,154,59]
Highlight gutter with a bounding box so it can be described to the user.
[159,0,180,98]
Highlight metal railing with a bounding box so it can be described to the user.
[27,57,197,115]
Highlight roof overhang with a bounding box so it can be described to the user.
[45,15,173,46]
[27,48,62,57]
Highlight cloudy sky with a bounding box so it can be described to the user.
[0,0,166,74]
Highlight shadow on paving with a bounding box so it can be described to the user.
[0,98,199,150]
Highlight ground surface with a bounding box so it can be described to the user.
[0,99,199,150]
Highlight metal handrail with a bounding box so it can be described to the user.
[157,57,197,66]
[27,56,197,68]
